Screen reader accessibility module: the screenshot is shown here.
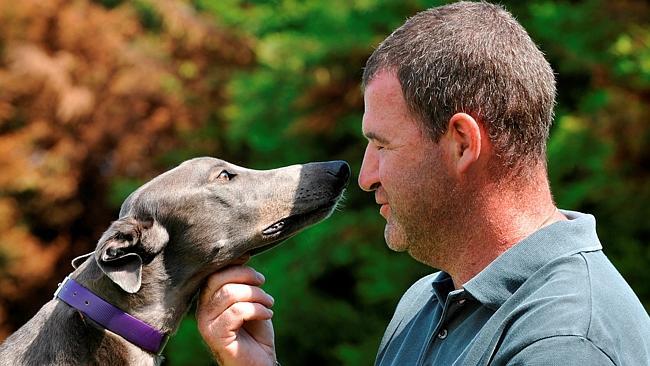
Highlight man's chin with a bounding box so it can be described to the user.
[384,224,409,252]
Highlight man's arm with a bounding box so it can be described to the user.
[196,265,277,366]
[506,335,615,366]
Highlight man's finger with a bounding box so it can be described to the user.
[200,265,265,304]
[216,302,274,334]
[198,283,274,321]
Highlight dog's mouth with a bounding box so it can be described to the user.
[247,200,340,256]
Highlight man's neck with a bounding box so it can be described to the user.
[446,171,567,289]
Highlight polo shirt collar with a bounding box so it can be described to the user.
[462,210,603,310]
[431,271,455,305]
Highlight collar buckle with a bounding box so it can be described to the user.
[53,275,71,300]
[156,334,171,355]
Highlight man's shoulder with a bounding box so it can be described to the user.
[505,252,594,335]
[376,272,439,359]
[399,272,439,303]
[388,272,439,324]
[514,249,649,334]
[496,250,650,364]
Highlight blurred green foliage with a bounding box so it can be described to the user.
[107,0,647,364]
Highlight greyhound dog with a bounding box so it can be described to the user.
[0,157,350,365]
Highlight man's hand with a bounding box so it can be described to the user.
[197,265,276,366]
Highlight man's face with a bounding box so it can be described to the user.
[359,71,458,262]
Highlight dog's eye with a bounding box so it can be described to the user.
[216,170,235,181]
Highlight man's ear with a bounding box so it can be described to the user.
[94,217,169,294]
[446,112,482,174]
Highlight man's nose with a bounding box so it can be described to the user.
[358,145,379,192]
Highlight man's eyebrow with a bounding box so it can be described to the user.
[364,131,390,145]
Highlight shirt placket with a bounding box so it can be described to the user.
[417,289,470,365]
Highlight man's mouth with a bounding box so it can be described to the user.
[380,203,390,218]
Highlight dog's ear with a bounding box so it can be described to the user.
[95,217,169,293]
[71,252,93,269]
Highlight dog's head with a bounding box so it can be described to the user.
[92,157,349,295]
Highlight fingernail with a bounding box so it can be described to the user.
[256,271,265,282]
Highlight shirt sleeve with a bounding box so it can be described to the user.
[505,335,615,366]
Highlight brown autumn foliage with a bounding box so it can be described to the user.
[0,0,253,339]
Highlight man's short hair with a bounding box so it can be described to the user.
[362,1,556,170]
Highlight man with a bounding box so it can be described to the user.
[196,2,650,365]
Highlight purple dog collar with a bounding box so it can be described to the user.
[54,276,169,354]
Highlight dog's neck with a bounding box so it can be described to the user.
[0,298,162,366]
[72,256,195,330]
[58,257,196,361]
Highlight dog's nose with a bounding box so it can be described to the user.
[327,160,351,188]
[335,161,351,182]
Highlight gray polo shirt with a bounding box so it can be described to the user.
[375,210,650,365]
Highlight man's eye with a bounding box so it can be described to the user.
[217,170,236,181]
